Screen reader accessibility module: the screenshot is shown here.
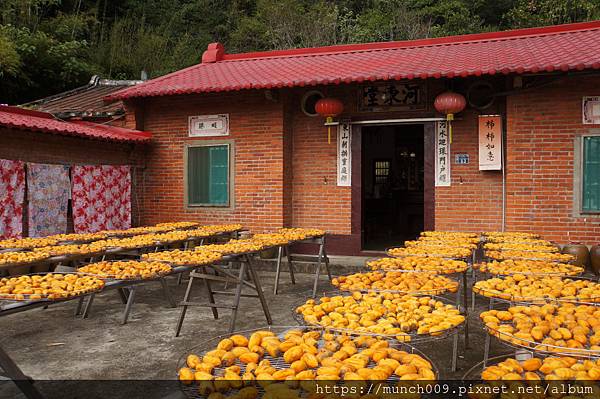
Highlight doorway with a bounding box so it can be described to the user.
[361,124,428,251]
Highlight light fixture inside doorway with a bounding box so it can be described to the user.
[315,97,344,144]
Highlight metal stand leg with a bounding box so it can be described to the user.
[312,261,321,299]
[482,297,495,366]
[322,242,332,282]
[246,256,272,325]
[175,273,195,337]
[274,246,283,295]
[75,296,85,316]
[121,287,136,325]
[286,246,296,285]
[0,345,45,399]
[81,293,95,319]
[228,263,247,333]
[463,271,469,349]
[451,331,459,372]
[160,278,176,308]
[202,266,218,319]
[483,332,491,367]
[117,288,128,304]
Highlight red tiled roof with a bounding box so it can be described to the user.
[106,21,600,101]
[0,106,151,142]
[24,76,143,118]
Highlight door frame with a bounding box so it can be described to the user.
[351,121,437,253]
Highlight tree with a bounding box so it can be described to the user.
[505,0,600,27]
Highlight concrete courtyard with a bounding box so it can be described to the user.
[0,264,512,398]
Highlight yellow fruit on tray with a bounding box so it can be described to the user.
[474,275,600,303]
[201,240,267,255]
[476,260,583,276]
[78,260,172,280]
[480,303,600,355]
[0,273,104,301]
[420,231,478,239]
[367,257,468,274]
[406,239,478,249]
[480,356,600,380]
[0,250,50,266]
[141,249,223,266]
[485,250,575,262]
[34,244,104,257]
[388,246,472,259]
[296,292,464,337]
[178,328,436,392]
[484,242,558,253]
[0,237,60,249]
[332,271,458,294]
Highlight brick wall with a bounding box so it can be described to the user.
[505,75,600,243]
[133,92,286,232]
[434,108,504,232]
[288,88,353,235]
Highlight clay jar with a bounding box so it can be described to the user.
[590,245,600,275]
[561,243,590,271]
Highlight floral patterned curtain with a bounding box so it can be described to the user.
[27,163,70,237]
[0,159,25,239]
[71,165,131,233]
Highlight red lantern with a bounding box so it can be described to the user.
[434,91,466,144]
[315,97,344,144]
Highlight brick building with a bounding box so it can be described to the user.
[0,106,149,236]
[98,21,598,254]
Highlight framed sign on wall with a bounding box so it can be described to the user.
[583,97,600,124]
[435,121,450,186]
[188,114,229,137]
[359,82,426,112]
[478,115,503,171]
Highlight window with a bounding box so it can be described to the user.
[301,90,324,116]
[582,136,600,212]
[186,143,231,207]
[374,159,391,184]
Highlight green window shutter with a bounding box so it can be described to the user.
[209,145,229,204]
[187,145,229,205]
[583,136,600,212]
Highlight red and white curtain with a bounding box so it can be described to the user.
[0,159,25,239]
[72,165,132,233]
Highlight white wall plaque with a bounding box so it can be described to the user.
[337,122,352,186]
[435,121,451,186]
[478,115,503,171]
[188,114,229,137]
[583,96,600,124]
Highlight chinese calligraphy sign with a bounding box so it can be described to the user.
[583,97,600,124]
[478,115,502,170]
[359,83,425,112]
[189,114,229,137]
[435,121,451,187]
[337,122,352,186]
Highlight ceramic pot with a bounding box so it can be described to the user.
[561,243,590,270]
[590,245,600,275]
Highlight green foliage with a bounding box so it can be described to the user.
[0,32,20,78]
[505,0,600,27]
[0,0,598,104]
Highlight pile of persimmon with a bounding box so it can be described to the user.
[474,275,600,303]
[476,260,583,276]
[178,328,436,391]
[332,271,458,295]
[367,257,468,274]
[296,292,464,341]
[480,303,600,354]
